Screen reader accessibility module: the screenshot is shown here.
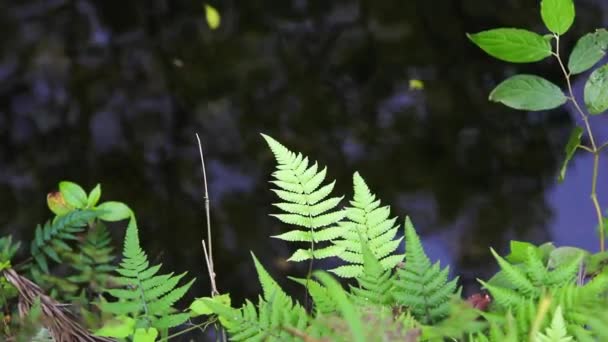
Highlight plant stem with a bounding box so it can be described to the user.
[554,35,605,252]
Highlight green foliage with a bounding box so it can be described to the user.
[540,0,575,35]
[584,63,608,115]
[393,217,459,324]
[0,235,20,271]
[488,75,567,111]
[466,29,552,63]
[348,240,396,306]
[263,134,346,262]
[567,29,608,74]
[558,126,583,182]
[203,253,308,341]
[330,172,403,278]
[30,209,99,274]
[97,215,195,338]
[63,222,116,298]
[535,306,573,342]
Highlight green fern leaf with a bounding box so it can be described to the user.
[263,134,346,262]
[289,277,337,315]
[349,239,395,305]
[30,210,98,273]
[330,173,403,278]
[393,217,458,324]
[535,306,573,342]
[98,215,194,335]
[490,248,538,296]
[206,253,309,341]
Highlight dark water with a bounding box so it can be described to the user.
[2,0,608,338]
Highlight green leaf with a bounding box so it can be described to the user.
[467,28,552,63]
[547,246,589,269]
[133,328,158,342]
[584,63,608,114]
[190,294,231,317]
[97,202,132,222]
[568,30,608,75]
[87,184,101,208]
[47,192,74,216]
[205,4,220,30]
[489,74,567,110]
[506,241,541,263]
[558,126,583,183]
[95,316,135,338]
[59,181,88,208]
[540,0,575,35]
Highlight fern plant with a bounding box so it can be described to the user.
[330,172,403,278]
[477,244,608,340]
[96,214,195,340]
[30,209,99,275]
[63,222,116,302]
[348,238,396,306]
[262,134,346,262]
[393,217,459,324]
[202,253,309,341]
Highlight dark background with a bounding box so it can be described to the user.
[1,0,608,339]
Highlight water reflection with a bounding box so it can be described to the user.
[1,1,607,339]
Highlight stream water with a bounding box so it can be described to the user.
[1,1,608,339]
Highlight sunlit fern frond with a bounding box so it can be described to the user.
[263,134,346,262]
[330,172,403,278]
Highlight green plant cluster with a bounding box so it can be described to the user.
[1,0,608,341]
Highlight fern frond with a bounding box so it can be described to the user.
[329,172,402,278]
[349,239,396,305]
[30,210,98,274]
[206,253,309,341]
[490,248,538,296]
[98,215,194,334]
[393,217,458,324]
[535,306,573,342]
[289,277,337,315]
[263,134,346,262]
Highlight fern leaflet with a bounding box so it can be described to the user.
[30,209,99,274]
[98,215,194,335]
[263,134,346,262]
[348,239,396,306]
[393,217,458,324]
[330,172,403,278]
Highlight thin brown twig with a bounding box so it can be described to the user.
[195,133,226,342]
[196,133,217,290]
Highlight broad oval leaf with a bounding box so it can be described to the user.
[541,0,575,35]
[558,126,583,183]
[568,29,608,75]
[467,28,552,63]
[584,63,608,114]
[489,74,567,110]
[47,191,74,216]
[97,201,132,222]
[59,181,88,208]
